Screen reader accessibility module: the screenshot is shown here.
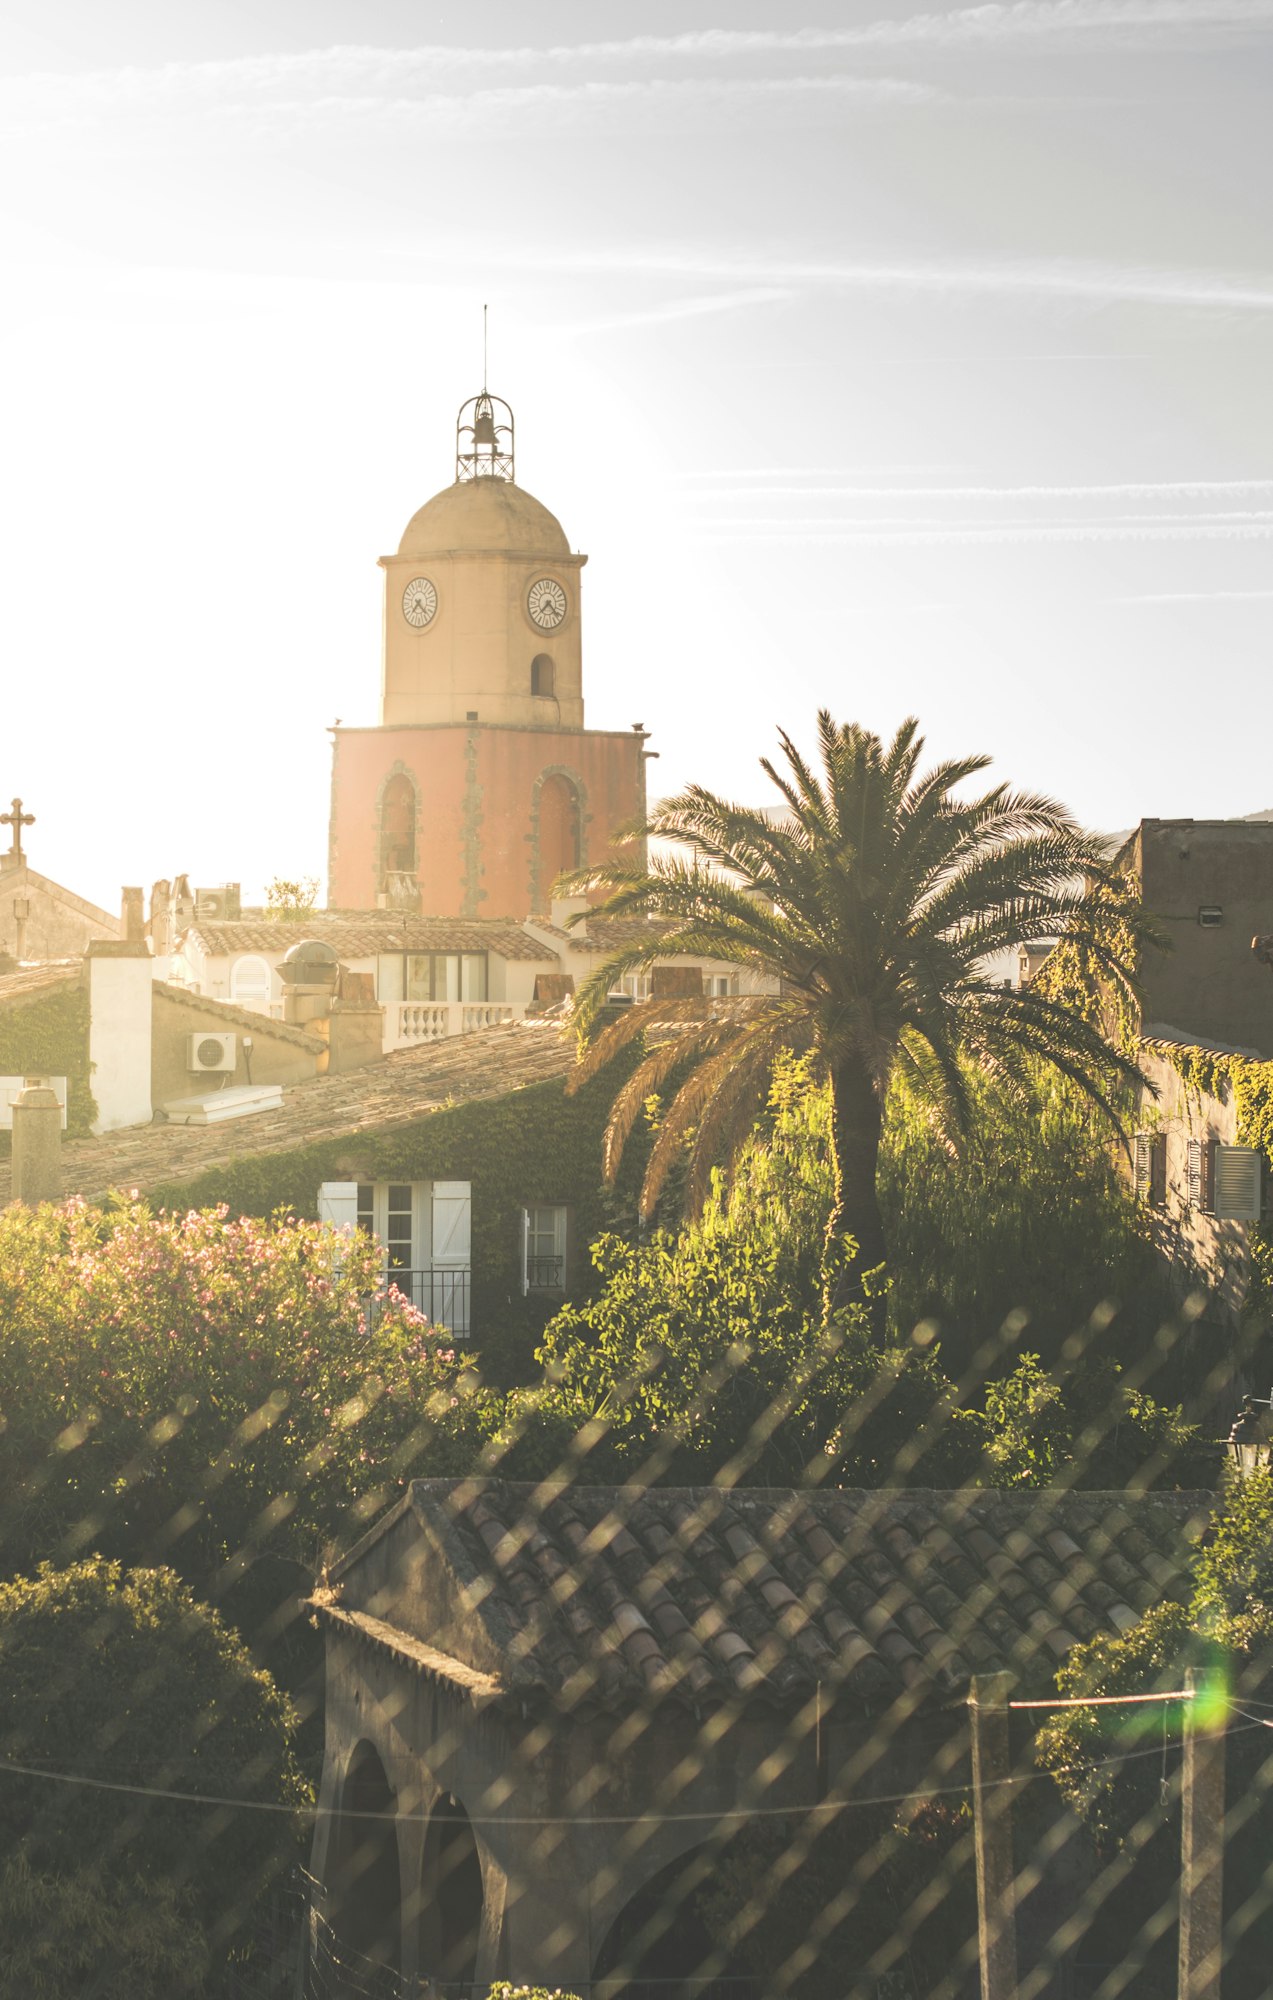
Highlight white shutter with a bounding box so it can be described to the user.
[431,1182,471,1267]
[1213,1145,1262,1222]
[317,1181,359,1231]
[521,1207,530,1297]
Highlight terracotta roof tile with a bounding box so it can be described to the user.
[0,960,82,1007]
[186,915,554,962]
[333,1481,1215,1713]
[0,1020,576,1205]
[153,982,325,1053]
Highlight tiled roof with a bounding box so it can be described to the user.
[566,916,670,953]
[0,1021,576,1205]
[184,915,554,962]
[153,982,325,1053]
[321,1480,1210,1713]
[0,960,82,1007]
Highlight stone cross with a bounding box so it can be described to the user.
[0,798,34,864]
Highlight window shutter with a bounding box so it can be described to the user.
[1213,1145,1262,1222]
[1134,1133,1153,1201]
[1187,1140,1219,1213]
[1150,1136,1167,1208]
[431,1182,472,1266]
[317,1181,359,1232]
[521,1207,530,1298]
[1135,1133,1166,1207]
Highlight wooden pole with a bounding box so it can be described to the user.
[1179,1666,1226,2000]
[970,1671,1018,2000]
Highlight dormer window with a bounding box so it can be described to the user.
[531,654,555,699]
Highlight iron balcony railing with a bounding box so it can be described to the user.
[525,1254,565,1291]
[371,1267,471,1338]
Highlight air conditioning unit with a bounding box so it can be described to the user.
[187,1032,236,1074]
[194,884,242,920]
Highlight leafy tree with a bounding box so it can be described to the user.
[562,713,1151,1308]
[485,1069,1192,1492]
[1035,1471,1273,1999]
[0,1850,207,2000]
[0,1559,306,1986]
[263,875,319,920]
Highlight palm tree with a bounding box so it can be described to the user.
[563,713,1152,1310]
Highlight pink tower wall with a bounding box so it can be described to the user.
[328,722,647,918]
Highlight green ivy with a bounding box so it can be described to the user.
[1158,1040,1273,1314]
[0,981,97,1146]
[147,1062,645,1386]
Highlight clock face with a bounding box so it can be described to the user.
[402,576,438,628]
[527,576,568,631]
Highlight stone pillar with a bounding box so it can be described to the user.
[970,1672,1018,2000]
[12,896,30,963]
[11,1079,62,1204]
[86,940,154,1133]
[1179,1666,1226,2000]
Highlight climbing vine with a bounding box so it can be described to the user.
[147,1059,647,1387]
[1156,1040,1273,1312]
[1031,903,1143,1058]
[0,982,97,1144]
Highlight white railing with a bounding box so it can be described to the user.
[386,1000,523,1050]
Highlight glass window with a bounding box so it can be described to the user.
[386,1184,414,1270]
[525,1205,567,1290]
[379,952,489,1004]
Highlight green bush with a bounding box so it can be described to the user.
[0,1558,306,1978]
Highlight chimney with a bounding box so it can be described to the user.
[121,886,146,943]
[551,894,589,936]
[149,879,173,957]
[85,939,153,1132]
[12,1078,62,1204]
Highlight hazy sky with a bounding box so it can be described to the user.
[0,0,1270,910]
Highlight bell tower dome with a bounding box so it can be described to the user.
[328,388,647,919]
[379,391,586,733]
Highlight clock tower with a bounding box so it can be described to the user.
[327,392,648,918]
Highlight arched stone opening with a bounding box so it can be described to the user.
[379,770,418,883]
[593,1842,738,2000]
[326,1740,404,1972]
[416,1794,485,1984]
[532,770,582,911]
[531,653,555,698]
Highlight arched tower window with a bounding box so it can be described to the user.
[531,654,555,698]
[379,772,417,882]
[535,773,581,910]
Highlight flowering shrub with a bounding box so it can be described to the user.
[0,1199,484,1611]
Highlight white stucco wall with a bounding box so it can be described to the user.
[87,943,154,1133]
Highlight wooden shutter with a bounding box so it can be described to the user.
[1213,1145,1262,1221]
[1187,1140,1212,1213]
[1135,1133,1166,1207]
[1134,1133,1154,1201]
[317,1181,359,1231]
[431,1182,471,1266]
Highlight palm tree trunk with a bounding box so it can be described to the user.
[823,1058,888,1320]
